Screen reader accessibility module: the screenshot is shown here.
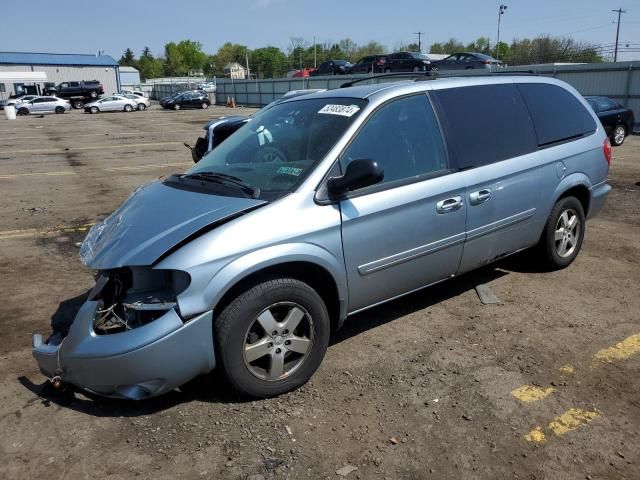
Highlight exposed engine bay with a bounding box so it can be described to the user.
[90,267,190,335]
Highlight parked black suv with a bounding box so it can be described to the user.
[349,55,389,74]
[311,60,352,76]
[585,96,635,146]
[383,52,433,72]
[44,80,104,108]
[160,91,210,110]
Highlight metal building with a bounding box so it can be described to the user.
[0,52,120,99]
[119,66,141,87]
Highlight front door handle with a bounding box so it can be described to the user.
[436,196,463,214]
[469,189,492,205]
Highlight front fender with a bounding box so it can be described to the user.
[176,243,348,322]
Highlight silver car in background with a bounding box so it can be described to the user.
[16,96,71,115]
[84,95,137,113]
[119,93,151,111]
[33,76,611,400]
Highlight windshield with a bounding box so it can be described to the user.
[410,52,429,60]
[188,97,367,200]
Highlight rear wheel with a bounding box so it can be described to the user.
[201,102,209,109]
[17,107,29,116]
[137,103,146,111]
[173,104,181,110]
[73,100,84,109]
[215,278,330,398]
[611,125,626,146]
[537,196,585,270]
[89,90,98,98]
[124,104,133,112]
[55,106,65,114]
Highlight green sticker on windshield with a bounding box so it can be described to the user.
[277,166,303,176]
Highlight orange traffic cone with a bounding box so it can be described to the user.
[226,96,230,107]
[231,96,236,108]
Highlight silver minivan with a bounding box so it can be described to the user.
[33,76,612,399]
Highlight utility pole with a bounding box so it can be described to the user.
[245,47,250,79]
[414,31,425,52]
[314,35,317,68]
[612,8,626,62]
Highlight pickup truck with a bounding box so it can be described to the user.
[44,80,104,108]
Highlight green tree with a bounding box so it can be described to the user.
[215,42,248,75]
[119,48,137,67]
[137,47,163,80]
[429,38,465,54]
[251,46,288,78]
[354,41,386,59]
[164,40,208,76]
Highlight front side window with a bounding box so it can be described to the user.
[340,95,447,187]
[187,98,367,200]
[433,83,538,169]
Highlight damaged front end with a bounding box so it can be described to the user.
[32,266,215,400]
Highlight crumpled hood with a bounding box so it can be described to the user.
[204,115,249,132]
[80,180,265,270]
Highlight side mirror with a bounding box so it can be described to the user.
[327,159,384,197]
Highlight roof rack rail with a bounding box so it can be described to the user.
[340,69,539,88]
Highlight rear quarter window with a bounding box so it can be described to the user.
[517,83,596,147]
[432,83,538,169]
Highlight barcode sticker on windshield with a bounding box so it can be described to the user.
[318,104,360,117]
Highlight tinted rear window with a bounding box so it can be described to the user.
[517,83,596,146]
[432,83,537,169]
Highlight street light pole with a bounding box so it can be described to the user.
[414,31,425,52]
[496,4,508,65]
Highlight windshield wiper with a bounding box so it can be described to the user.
[182,171,260,198]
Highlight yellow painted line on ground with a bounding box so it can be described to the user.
[593,333,640,363]
[0,223,94,240]
[1,141,182,155]
[525,408,600,444]
[511,385,555,403]
[0,170,76,179]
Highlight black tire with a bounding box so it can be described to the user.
[611,124,626,146]
[90,106,99,114]
[73,100,84,109]
[201,102,209,109]
[173,104,181,110]
[124,104,133,112]
[412,65,420,72]
[215,278,330,398]
[55,106,65,114]
[137,103,146,111]
[429,65,438,72]
[17,107,29,116]
[537,196,586,270]
[89,90,98,98]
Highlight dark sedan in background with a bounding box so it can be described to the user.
[160,91,210,110]
[585,96,635,146]
[349,55,389,74]
[311,60,353,75]
[382,52,433,72]
[433,52,502,70]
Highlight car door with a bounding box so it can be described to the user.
[594,97,619,135]
[102,97,118,111]
[337,93,467,312]
[432,82,543,273]
[40,98,57,113]
[29,98,45,112]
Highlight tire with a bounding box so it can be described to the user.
[73,100,84,109]
[124,104,133,112]
[429,65,438,72]
[173,104,181,110]
[384,68,391,73]
[90,106,99,114]
[537,196,586,270]
[412,65,420,72]
[137,103,146,111]
[55,106,65,114]
[17,108,29,116]
[201,102,209,109]
[89,90,98,98]
[611,124,626,146]
[215,278,330,398]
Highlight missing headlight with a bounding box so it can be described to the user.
[92,267,189,335]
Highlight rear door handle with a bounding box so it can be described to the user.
[469,189,492,205]
[436,196,463,214]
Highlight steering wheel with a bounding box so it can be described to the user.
[253,145,288,163]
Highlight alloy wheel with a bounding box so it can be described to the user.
[242,302,314,381]
[554,208,580,258]
[614,126,625,145]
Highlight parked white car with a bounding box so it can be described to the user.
[119,93,151,111]
[84,95,137,113]
[196,82,217,93]
[120,89,147,98]
[6,95,39,107]
[16,96,71,115]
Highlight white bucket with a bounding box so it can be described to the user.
[4,105,16,120]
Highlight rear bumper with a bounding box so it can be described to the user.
[32,301,215,399]
[588,181,612,219]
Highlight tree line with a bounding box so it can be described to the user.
[120,36,606,81]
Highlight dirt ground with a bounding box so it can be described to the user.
[0,105,638,480]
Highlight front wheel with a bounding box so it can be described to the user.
[90,106,99,114]
[412,65,421,72]
[89,90,98,98]
[201,102,209,109]
[215,278,330,398]
[611,125,626,146]
[124,104,133,112]
[173,104,181,110]
[17,108,29,116]
[73,100,84,109]
[537,196,585,270]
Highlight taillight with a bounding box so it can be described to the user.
[603,137,612,165]
[482,60,491,65]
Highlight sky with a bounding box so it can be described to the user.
[1,0,638,61]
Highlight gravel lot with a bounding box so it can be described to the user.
[0,105,638,480]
